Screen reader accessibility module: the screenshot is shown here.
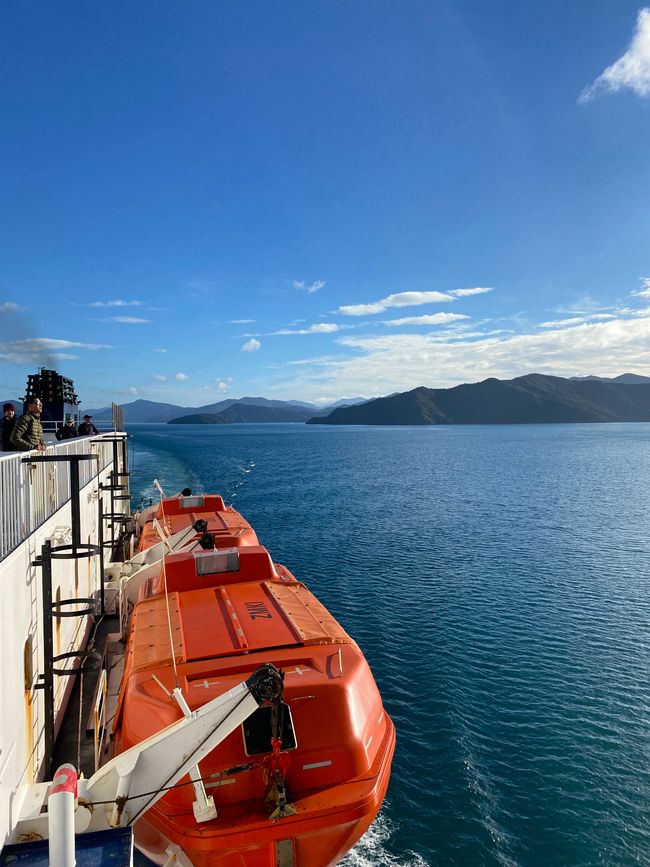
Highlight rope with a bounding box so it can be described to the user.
[128,689,253,824]
[158,495,180,691]
[161,553,180,691]
[81,763,257,806]
[76,669,84,773]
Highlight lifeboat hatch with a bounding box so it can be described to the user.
[179,495,205,509]
[194,548,239,575]
[275,839,296,867]
[243,702,297,755]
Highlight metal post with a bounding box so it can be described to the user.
[121,436,130,501]
[69,459,81,552]
[98,497,105,616]
[110,469,116,549]
[111,439,119,480]
[41,540,55,781]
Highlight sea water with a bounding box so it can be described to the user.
[128,422,650,867]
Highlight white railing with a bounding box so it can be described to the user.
[0,434,123,562]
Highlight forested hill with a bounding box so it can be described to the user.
[169,403,319,424]
[307,374,650,425]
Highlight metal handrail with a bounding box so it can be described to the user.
[0,433,123,563]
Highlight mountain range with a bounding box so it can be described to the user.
[169,404,321,424]
[35,373,650,426]
[83,396,367,423]
[307,374,650,425]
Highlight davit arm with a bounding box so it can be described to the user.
[11,665,284,843]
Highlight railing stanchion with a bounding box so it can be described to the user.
[39,540,55,781]
[98,496,106,616]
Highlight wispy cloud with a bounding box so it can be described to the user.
[632,276,650,299]
[117,386,139,396]
[272,323,340,335]
[174,372,189,381]
[539,314,616,328]
[293,280,326,294]
[2,338,109,351]
[230,319,256,324]
[153,374,168,382]
[107,316,150,324]
[579,8,650,102]
[184,278,218,297]
[0,337,111,365]
[450,287,493,298]
[241,338,261,352]
[0,352,81,363]
[0,301,24,312]
[89,300,143,308]
[152,348,167,353]
[384,313,470,327]
[337,287,492,316]
[215,379,229,393]
[554,294,612,316]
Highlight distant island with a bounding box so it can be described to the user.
[306,373,650,425]
[168,413,230,425]
[169,404,320,424]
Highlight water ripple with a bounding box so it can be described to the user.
[129,423,650,866]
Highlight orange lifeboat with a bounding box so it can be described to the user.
[114,495,395,866]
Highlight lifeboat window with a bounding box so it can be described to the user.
[242,703,297,755]
[180,496,205,510]
[195,549,239,575]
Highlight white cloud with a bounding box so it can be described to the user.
[271,311,650,398]
[1,337,110,351]
[0,301,23,312]
[632,277,650,299]
[118,386,139,396]
[230,319,256,324]
[540,314,616,328]
[337,287,491,316]
[579,8,650,102]
[273,323,340,335]
[89,300,143,308]
[107,316,150,324]
[554,295,611,317]
[449,287,493,298]
[215,379,229,393]
[152,348,167,353]
[0,352,81,363]
[0,336,111,364]
[153,374,168,382]
[338,291,453,316]
[293,280,326,294]
[174,372,189,381]
[241,338,261,352]
[385,313,470,327]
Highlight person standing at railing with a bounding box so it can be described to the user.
[56,414,78,440]
[11,397,46,452]
[2,403,18,451]
[77,414,98,436]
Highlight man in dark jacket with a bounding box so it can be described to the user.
[2,403,17,450]
[56,415,78,440]
[11,398,46,451]
[78,414,98,436]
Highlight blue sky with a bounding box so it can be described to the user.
[1,1,649,407]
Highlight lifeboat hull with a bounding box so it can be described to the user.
[116,495,395,866]
[134,719,394,866]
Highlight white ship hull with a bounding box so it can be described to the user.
[0,432,131,855]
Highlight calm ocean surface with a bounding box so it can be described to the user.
[128,422,650,867]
